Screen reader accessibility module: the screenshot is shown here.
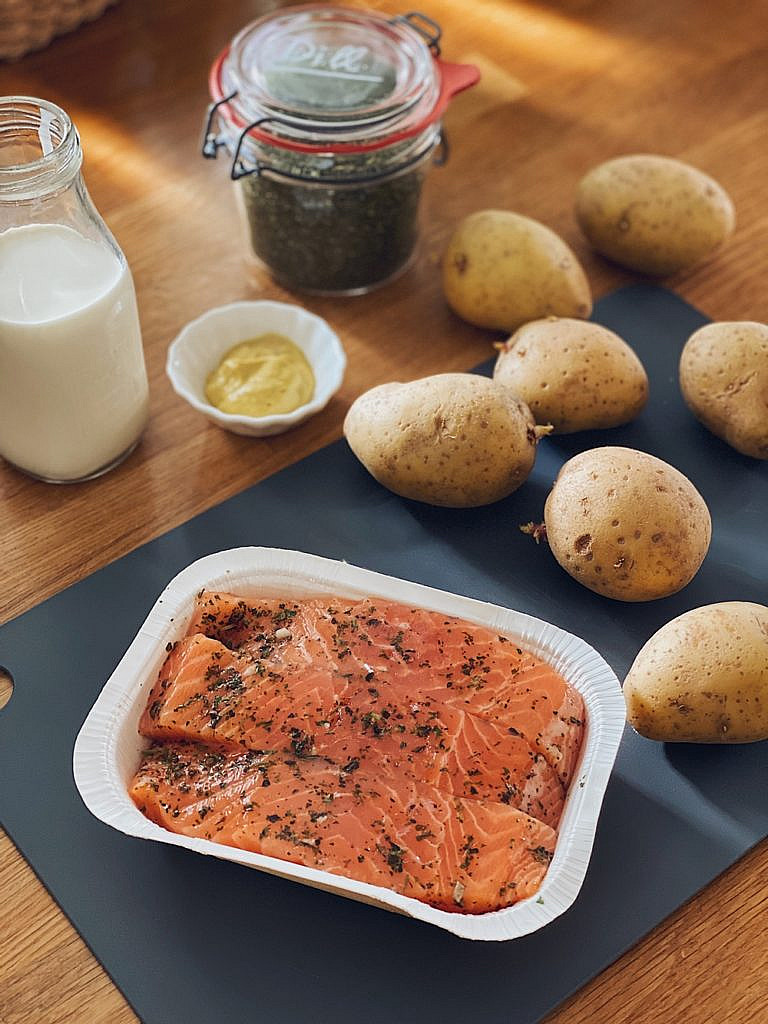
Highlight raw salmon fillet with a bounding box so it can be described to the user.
[132,590,585,913]
[139,636,565,827]
[184,592,585,785]
[131,741,557,913]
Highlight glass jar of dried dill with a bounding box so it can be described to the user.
[202,6,479,295]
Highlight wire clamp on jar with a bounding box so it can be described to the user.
[218,108,448,183]
[201,92,238,159]
[390,12,442,56]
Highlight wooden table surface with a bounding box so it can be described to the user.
[1,0,767,1020]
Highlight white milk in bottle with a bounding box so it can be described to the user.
[0,224,149,481]
[0,96,149,482]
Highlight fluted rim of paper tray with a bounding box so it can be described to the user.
[73,546,625,941]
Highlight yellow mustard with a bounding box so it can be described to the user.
[205,333,315,417]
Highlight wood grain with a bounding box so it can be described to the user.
[1,1,767,1021]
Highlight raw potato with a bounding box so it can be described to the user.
[494,317,648,433]
[543,447,711,601]
[343,373,547,508]
[679,321,768,459]
[575,154,735,275]
[442,210,592,331]
[624,602,768,743]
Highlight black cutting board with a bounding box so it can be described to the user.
[1,284,766,1024]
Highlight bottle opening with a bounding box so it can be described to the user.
[0,97,70,168]
[0,96,81,200]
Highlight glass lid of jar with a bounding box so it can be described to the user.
[218,5,441,143]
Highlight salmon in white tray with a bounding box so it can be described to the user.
[131,590,585,914]
[74,547,626,940]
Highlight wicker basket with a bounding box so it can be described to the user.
[0,0,117,60]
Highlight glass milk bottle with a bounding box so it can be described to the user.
[0,96,149,483]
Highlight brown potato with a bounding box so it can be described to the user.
[543,447,711,601]
[442,210,592,331]
[624,602,768,743]
[343,373,547,508]
[575,154,735,275]
[679,321,768,459]
[493,317,648,433]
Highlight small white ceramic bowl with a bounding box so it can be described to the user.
[166,300,347,437]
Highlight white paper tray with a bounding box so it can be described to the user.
[74,547,625,941]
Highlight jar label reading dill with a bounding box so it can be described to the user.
[263,36,397,109]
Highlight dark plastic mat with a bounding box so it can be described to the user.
[1,284,766,1024]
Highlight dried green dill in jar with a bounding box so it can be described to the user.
[203,6,479,295]
[240,148,427,293]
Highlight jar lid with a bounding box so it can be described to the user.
[209,5,478,154]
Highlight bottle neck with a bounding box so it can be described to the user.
[0,96,83,203]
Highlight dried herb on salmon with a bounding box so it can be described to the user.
[460,835,479,870]
[377,839,405,873]
[361,711,390,737]
[289,728,317,759]
[529,846,554,865]
[414,723,443,739]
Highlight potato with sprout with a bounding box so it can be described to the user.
[344,373,549,508]
[494,317,648,433]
